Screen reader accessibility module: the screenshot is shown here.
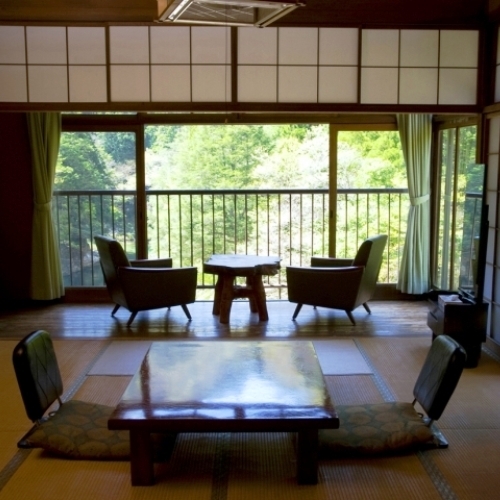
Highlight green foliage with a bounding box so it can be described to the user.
[56,133,113,190]
[56,124,409,286]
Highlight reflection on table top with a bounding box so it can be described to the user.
[109,341,338,428]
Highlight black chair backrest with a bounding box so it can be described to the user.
[13,330,63,423]
[413,335,467,421]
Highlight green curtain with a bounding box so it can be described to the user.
[27,112,64,300]
[397,114,432,294]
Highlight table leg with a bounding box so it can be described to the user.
[253,276,269,321]
[219,274,235,324]
[212,275,223,315]
[296,429,319,485]
[246,277,258,313]
[130,429,154,486]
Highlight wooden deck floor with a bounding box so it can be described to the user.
[0,299,432,340]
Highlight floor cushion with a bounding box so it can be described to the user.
[18,399,175,461]
[319,402,435,457]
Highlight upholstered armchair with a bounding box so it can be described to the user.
[94,235,197,326]
[286,234,388,324]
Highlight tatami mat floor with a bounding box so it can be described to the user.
[0,300,499,499]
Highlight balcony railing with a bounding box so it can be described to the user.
[53,188,409,299]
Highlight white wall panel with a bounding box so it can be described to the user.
[151,26,190,64]
[279,28,318,65]
[488,154,499,191]
[151,65,191,101]
[26,27,67,64]
[318,66,357,103]
[238,66,277,102]
[110,65,149,101]
[0,66,27,101]
[400,30,439,67]
[191,27,230,64]
[278,66,317,102]
[438,68,477,105]
[488,191,498,227]
[399,68,438,104]
[28,66,68,102]
[191,65,231,101]
[488,227,496,264]
[69,66,107,102]
[440,30,479,68]
[110,27,149,64]
[360,67,398,103]
[319,28,358,66]
[484,263,493,301]
[238,27,277,65]
[496,65,500,104]
[361,29,399,66]
[0,26,26,64]
[68,27,106,64]
[490,117,500,153]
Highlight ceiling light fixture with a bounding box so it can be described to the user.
[157,0,305,27]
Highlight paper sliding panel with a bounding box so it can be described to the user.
[319,28,358,66]
[69,66,107,102]
[0,26,26,64]
[279,28,318,65]
[238,27,277,65]
[28,66,68,102]
[151,26,190,64]
[278,66,317,102]
[0,66,27,102]
[438,69,477,105]
[109,27,149,64]
[68,27,106,65]
[191,27,231,65]
[360,67,398,104]
[151,65,191,102]
[27,27,67,65]
[440,30,479,68]
[399,68,438,105]
[361,29,399,67]
[238,66,277,102]
[110,65,150,102]
[318,66,357,103]
[192,65,231,102]
[400,30,439,67]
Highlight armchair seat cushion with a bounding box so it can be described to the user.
[319,402,434,457]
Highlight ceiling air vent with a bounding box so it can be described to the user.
[157,0,305,27]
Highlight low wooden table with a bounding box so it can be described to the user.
[108,341,338,486]
[203,254,281,324]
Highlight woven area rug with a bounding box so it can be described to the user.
[86,339,371,376]
[87,341,152,375]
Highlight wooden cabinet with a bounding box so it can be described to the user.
[427,295,488,368]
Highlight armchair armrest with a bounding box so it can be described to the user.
[286,265,364,310]
[311,257,353,268]
[129,258,173,268]
[118,266,197,310]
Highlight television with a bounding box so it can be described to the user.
[457,163,488,304]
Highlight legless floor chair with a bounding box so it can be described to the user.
[13,329,175,460]
[319,335,467,457]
